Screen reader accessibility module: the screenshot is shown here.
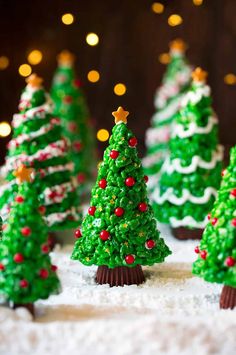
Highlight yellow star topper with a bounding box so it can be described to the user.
[191,67,208,83]
[13,165,34,184]
[26,73,43,88]
[169,38,186,53]
[112,106,129,124]
[57,50,75,66]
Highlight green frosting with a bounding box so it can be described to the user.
[0,180,60,304]
[50,62,96,194]
[72,120,171,268]
[193,146,236,288]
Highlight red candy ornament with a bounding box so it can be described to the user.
[144,175,148,183]
[115,207,124,217]
[99,179,107,189]
[51,265,58,272]
[145,240,155,249]
[39,206,46,214]
[194,246,200,254]
[0,263,5,271]
[14,253,24,263]
[230,189,236,198]
[110,150,119,159]
[200,250,207,259]
[77,173,86,184]
[88,206,96,216]
[73,141,82,152]
[19,279,28,288]
[128,137,137,147]
[100,230,110,241]
[138,202,148,212]
[207,213,211,220]
[74,229,82,238]
[125,254,135,264]
[15,196,24,203]
[21,227,32,237]
[231,218,236,227]
[39,269,49,279]
[41,244,49,254]
[125,177,135,187]
[211,218,218,226]
[225,256,235,267]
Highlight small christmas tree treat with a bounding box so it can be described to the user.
[51,50,96,197]
[71,107,171,287]
[193,146,236,309]
[0,166,60,316]
[0,74,81,231]
[143,39,192,191]
[153,67,223,239]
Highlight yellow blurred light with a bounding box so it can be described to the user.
[86,33,99,46]
[87,70,100,83]
[97,129,109,142]
[61,13,74,25]
[114,83,126,96]
[27,50,43,65]
[193,0,203,5]
[151,2,164,14]
[0,122,11,137]
[168,14,183,27]
[159,53,170,64]
[0,56,9,70]
[18,64,32,77]
[224,73,236,85]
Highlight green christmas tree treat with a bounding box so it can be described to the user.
[152,68,223,240]
[193,146,236,309]
[0,74,81,231]
[143,39,192,191]
[0,166,60,316]
[51,50,96,197]
[71,107,171,287]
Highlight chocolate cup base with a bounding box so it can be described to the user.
[172,227,203,240]
[11,302,35,317]
[96,265,145,287]
[220,285,236,310]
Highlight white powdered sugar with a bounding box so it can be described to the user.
[0,227,235,355]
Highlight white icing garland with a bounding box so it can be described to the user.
[43,182,75,205]
[170,215,208,228]
[172,116,218,139]
[181,84,210,107]
[13,103,52,128]
[145,126,170,146]
[46,207,79,227]
[142,151,166,168]
[152,186,218,205]
[152,96,182,124]
[163,145,223,175]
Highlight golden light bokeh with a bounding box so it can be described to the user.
[0,56,9,70]
[158,53,170,64]
[86,33,99,46]
[87,70,100,83]
[97,129,110,142]
[114,83,126,96]
[18,64,32,77]
[151,2,164,14]
[193,0,203,5]
[0,121,11,137]
[168,14,183,27]
[224,73,236,85]
[61,13,74,25]
[27,50,43,65]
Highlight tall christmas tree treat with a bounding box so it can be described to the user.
[72,107,171,287]
[0,166,60,316]
[51,50,96,196]
[193,146,236,309]
[0,74,81,231]
[143,39,192,191]
[153,68,223,240]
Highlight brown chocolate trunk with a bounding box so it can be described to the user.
[220,285,236,310]
[172,227,203,240]
[96,265,145,287]
[11,302,35,317]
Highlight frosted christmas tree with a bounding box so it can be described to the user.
[143,39,192,191]
[153,67,223,240]
[0,166,60,316]
[72,107,171,287]
[51,50,96,196]
[193,146,236,309]
[0,74,81,231]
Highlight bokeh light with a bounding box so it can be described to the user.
[27,50,43,65]
[18,64,32,77]
[168,14,183,26]
[159,53,170,64]
[224,73,236,85]
[114,83,126,96]
[0,121,11,137]
[86,33,99,46]
[87,70,100,83]
[151,2,164,14]
[61,13,74,25]
[0,56,9,70]
[193,0,203,5]
[97,129,109,142]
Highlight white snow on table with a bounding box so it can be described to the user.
[0,224,235,355]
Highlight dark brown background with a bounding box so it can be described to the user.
[0,0,235,164]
